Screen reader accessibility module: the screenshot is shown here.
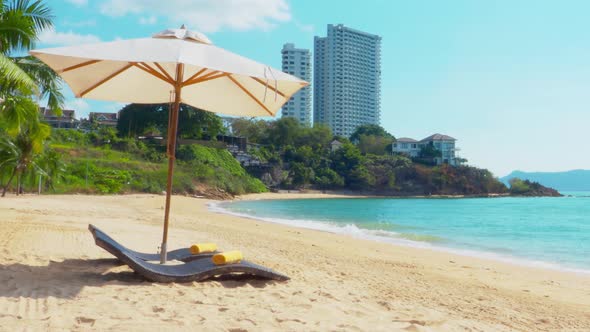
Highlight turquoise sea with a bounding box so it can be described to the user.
[215,191,590,273]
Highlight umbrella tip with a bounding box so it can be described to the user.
[180,24,186,29]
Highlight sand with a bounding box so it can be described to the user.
[0,193,589,331]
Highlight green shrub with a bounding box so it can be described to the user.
[50,129,89,146]
[92,169,131,194]
[509,178,531,194]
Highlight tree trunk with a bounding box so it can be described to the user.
[16,174,20,196]
[1,168,17,197]
[17,174,23,195]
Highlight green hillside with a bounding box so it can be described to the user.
[46,129,266,197]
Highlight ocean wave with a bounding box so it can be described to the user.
[209,201,590,275]
[209,202,435,247]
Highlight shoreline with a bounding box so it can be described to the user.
[1,194,589,330]
[235,190,565,200]
[220,194,590,276]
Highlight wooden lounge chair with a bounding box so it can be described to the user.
[88,224,215,262]
[88,224,290,283]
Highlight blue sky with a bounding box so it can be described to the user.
[37,0,590,177]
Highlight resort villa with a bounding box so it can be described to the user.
[89,112,118,127]
[39,107,78,129]
[392,133,459,165]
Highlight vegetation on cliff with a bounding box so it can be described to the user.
[231,117,511,196]
[1,127,266,197]
[508,178,562,197]
[1,101,560,198]
[58,128,265,196]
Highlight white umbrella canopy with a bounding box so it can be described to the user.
[30,27,306,117]
[30,27,308,263]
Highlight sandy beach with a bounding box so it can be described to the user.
[0,193,589,331]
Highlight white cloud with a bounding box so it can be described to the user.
[62,19,97,28]
[139,16,157,25]
[99,0,291,33]
[38,28,101,46]
[65,0,88,7]
[65,99,90,119]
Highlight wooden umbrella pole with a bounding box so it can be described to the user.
[160,63,184,264]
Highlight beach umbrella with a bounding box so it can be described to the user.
[30,27,307,263]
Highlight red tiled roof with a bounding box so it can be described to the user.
[420,133,456,142]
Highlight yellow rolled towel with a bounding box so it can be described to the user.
[189,243,217,254]
[212,251,243,265]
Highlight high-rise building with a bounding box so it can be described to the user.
[314,24,382,137]
[280,43,311,126]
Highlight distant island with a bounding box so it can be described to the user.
[500,170,590,192]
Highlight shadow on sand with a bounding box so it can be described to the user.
[0,258,274,299]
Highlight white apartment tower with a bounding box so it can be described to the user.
[314,24,382,137]
[281,43,311,126]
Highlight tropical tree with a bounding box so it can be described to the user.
[228,118,271,143]
[508,178,531,195]
[357,134,392,155]
[0,94,38,134]
[117,103,224,139]
[331,142,374,189]
[349,124,394,143]
[1,0,63,115]
[0,0,64,196]
[349,124,395,155]
[11,55,64,111]
[314,167,344,189]
[264,117,301,148]
[289,162,314,188]
[0,112,51,196]
[0,100,52,199]
[33,146,65,191]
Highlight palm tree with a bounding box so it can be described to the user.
[0,0,64,196]
[0,0,63,114]
[0,96,51,194]
[34,146,65,191]
[0,128,50,197]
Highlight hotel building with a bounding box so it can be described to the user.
[314,24,382,137]
[280,43,312,126]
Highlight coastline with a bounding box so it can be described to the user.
[218,195,590,276]
[1,194,589,331]
[235,191,561,201]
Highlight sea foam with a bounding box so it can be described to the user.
[209,201,590,276]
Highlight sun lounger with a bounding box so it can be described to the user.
[88,224,215,262]
[88,224,290,282]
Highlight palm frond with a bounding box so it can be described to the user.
[0,94,39,135]
[0,53,37,92]
[0,134,19,170]
[29,159,48,177]
[0,0,53,53]
[28,120,50,153]
[12,55,64,113]
[0,3,37,52]
[13,0,53,33]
